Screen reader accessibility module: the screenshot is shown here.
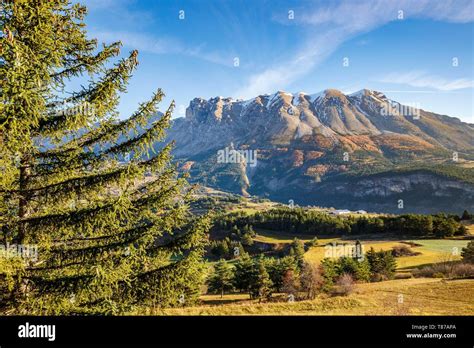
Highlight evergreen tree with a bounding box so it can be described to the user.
[267,256,298,292]
[249,257,273,301]
[338,256,371,282]
[307,237,318,247]
[433,218,457,237]
[461,240,474,264]
[230,225,240,238]
[289,238,305,269]
[461,210,471,220]
[380,251,397,279]
[233,253,253,294]
[366,248,397,281]
[242,224,255,237]
[207,259,234,298]
[0,1,209,314]
[230,240,245,259]
[217,238,231,258]
[320,258,338,292]
[241,233,254,246]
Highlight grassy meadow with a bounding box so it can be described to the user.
[147,278,474,316]
[145,222,474,316]
[253,229,469,271]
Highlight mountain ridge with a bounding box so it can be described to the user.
[160,88,474,213]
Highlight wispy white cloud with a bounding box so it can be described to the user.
[80,0,153,24]
[80,0,125,10]
[92,31,174,55]
[235,29,345,98]
[83,0,233,67]
[91,30,233,67]
[235,0,474,99]
[378,71,474,91]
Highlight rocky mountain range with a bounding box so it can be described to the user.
[160,89,474,213]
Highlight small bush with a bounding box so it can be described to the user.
[413,262,474,279]
[391,245,420,257]
[370,273,388,282]
[394,272,412,279]
[306,237,319,248]
[401,241,422,247]
[451,263,474,278]
[332,273,355,296]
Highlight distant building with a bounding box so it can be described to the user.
[330,209,351,215]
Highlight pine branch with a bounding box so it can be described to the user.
[38,50,139,136]
[31,101,173,179]
[50,42,122,84]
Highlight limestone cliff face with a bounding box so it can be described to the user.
[168,89,474,156]
[305,172,474,213]
[350,174,474,198]
[159,89,474,213]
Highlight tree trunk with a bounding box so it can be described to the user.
[17,155,30,244]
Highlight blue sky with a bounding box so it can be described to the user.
[80,0,473,122]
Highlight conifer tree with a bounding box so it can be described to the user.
[0,0,209,314]
[249,256,273,301]
[461,210,471,221]
[207,259,234,298]
[267,255,298,292]
[461,240,474,264]
[289,238,305,269]
[241,233,254,246]
[233,252,253,295]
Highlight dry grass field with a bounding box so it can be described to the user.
[147,278,474,316]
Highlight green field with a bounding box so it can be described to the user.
[253,230,470,271]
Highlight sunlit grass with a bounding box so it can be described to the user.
[148,278,474,316]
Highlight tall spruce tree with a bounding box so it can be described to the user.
[289,238,305,270]
[0,0,209,315]
[249,256,273,301]
[207,259,234,298]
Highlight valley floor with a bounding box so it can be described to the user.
[135,223,474,316]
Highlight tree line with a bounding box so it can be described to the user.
[207,246,397,301]
[212,208,469,238]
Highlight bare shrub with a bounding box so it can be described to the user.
[451,263,474,278]
[370,273,388,282]
[299,261,323,300]
[333,273,355,296]
[394,272,412,279]
[414,263,448,278]
[413,261,474,279]
[401,241,422,247]
[391,245,420,257]
[281,270,299,297]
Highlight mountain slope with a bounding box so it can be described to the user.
[161,89,474,213]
